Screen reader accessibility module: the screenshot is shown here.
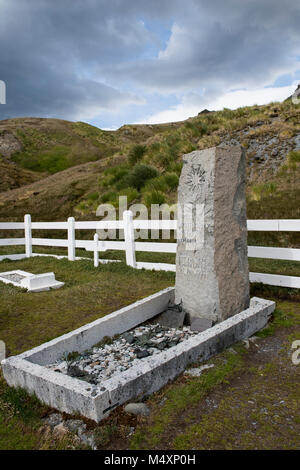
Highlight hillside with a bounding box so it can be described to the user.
[0,160,41,192]
[0,99,300,241]
[0,117,125,174]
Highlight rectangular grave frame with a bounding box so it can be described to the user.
[0,270,64,292]
[0,270,31,288]
[1,287,275,423]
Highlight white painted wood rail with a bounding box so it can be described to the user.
[0,215,299,288]
[0,238,25,246]
[248,246,300,261]
[249,273,300,289]
[247,219,300,231]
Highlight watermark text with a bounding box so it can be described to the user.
[0,341,5,362]
[0,80,6,104]
[96,196,204,251]
[291,340,300,365]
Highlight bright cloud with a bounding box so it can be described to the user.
[137,84,298,124]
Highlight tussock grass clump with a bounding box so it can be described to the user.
[143,176,168,193]
[124,164,158,191]
[143,190,166,207]
[119,187,139,204]
[100,190,118,204]
[128,144,147,166]
[163,172,179,189]
[251,182,277,201]
[101,165,130,189]
[86,192,99,202]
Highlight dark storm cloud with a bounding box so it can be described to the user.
[0,0,181,120]
[0,0,300,122]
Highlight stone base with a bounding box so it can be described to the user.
[190,317,213,332]
[1,288,275,423]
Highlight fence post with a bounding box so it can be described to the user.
[24,214,32,258]
[94,233,99,268]
[123,210,136,268]
[67,217,76,261]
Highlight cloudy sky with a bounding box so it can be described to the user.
[0,0,300,129]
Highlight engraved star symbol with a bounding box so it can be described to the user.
[186,165,206,191]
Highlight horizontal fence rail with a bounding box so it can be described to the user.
[249,273,300,289]
[0,214,299,288]
[2,219,300,231]
[248,246,300,262]
[247,219,300,231]
[0,238,26,246]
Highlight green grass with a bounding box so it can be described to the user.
[287,150,300,164]
[1,245,299,276]
[0,256,174,356]
[143,190,166,206]
[249,257,300,277]
[255,309,295,338]
[171,362,300,450]
[130,348,245,449]
[19,146,70,173]
[128,144,147,166]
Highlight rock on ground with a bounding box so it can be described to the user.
[124,403,150,417]
[185,364,215,377]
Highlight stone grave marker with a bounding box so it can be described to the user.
[175,145,250,325]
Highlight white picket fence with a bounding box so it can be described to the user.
[0,213,299,288]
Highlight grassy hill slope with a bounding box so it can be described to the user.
[0,117,124,175]
[0,161,41,192]
[0,100,299,241]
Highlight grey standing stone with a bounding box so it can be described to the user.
[175,145,249,323]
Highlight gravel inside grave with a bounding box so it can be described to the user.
[0,272,26,283]
[46,323,198,386]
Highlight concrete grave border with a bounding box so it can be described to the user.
[1,287,275,422]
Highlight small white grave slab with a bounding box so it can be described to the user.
[0,270,64,292]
